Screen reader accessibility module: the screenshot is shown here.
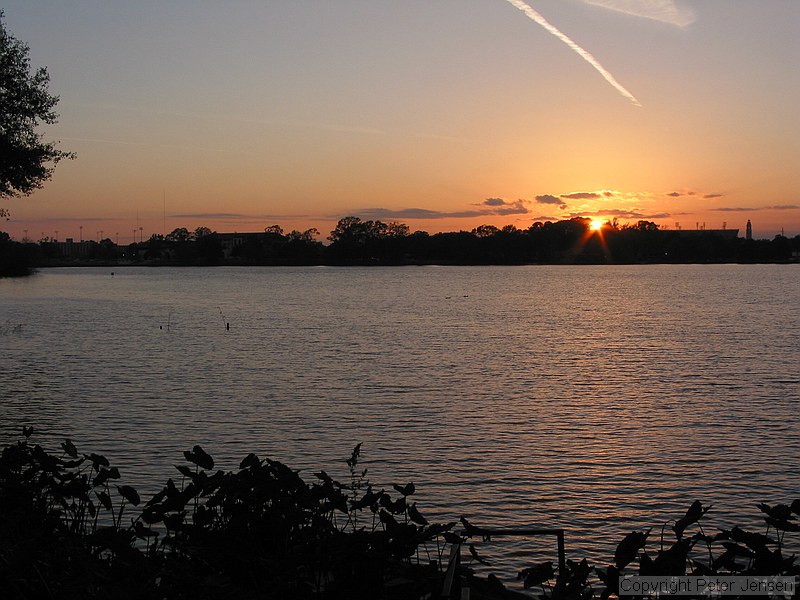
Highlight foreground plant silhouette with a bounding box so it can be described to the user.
[1,429,798,599]
[0,430,457,599]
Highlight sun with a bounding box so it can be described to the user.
[590,219,604,231]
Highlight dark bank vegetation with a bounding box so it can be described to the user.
[2,429,798,599]
[3,217,800,275]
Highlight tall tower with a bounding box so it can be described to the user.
[746,219,752,240]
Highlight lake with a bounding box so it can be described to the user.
[1,265,799,580]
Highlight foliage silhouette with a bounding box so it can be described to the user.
[0,430,456,599]
[2,430,799,599]
[1,11,74,200]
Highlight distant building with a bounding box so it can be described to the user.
[56,239,93,257]
[671,228,739,239]
[746,220,752,240]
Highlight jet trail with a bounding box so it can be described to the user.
[504,0,641,107]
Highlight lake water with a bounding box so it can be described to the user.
[2,265,799,581]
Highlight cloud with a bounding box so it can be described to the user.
[356,208,484,220]
[561,192,601,200]
[703,193,724,199]
[170,212,312,220]
[570,209,672,219]
[357,199,533,221]
[583,0,695,27]
[535,194,567,207]
[667,192,682,197]
[492,200,532,215]
[504,0,641,106]
[710,205,800,212]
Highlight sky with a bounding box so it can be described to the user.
[2,0,799,243]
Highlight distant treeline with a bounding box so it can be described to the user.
[2,217,799,275]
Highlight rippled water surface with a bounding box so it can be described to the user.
[2,265,799,578]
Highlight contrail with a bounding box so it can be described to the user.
[504,0,641,107]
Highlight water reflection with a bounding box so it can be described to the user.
[1,265,798,572]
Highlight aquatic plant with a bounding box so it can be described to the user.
[0,429,455,599]
[2,429,798,599]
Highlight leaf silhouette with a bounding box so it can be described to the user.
[117,485,140,506]
[346,442,362,468]
[518,561,554,588]
[728,526,774,552]
[61,439,78,458]
[184,445,214,470]
[408,502,428,525]
[469,544,491,566]
[175,464,194,479]
[393,482,415,497]
[674,501,710,539]
[460,516,481,537]
[443,531,464,545]
[239,453,260,470]
[757,503,793,521]
[96,490,112,511]
[595,565,620,596]
[614,530,650,569]
[85,453,110,469]
[765,516,800,532]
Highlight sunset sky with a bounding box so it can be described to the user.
[3,1,799,243]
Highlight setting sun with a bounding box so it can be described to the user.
[590,219,604,231]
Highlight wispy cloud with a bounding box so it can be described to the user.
[355,198,533,221]
[170,212,313,221]
[562,191,601,200]
[583,0,695,27]
[570,209,671,219]
[666,189,725,200]
[535,194,568,207]
[59,136,230,154]
[504,0,641,106]
[710,205,800,212]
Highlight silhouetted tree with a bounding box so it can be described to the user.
[165,227,191,242]
[472,224,499,238]
[194,226,213,239]
[0,11,74,203]
[0,230,34,275]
